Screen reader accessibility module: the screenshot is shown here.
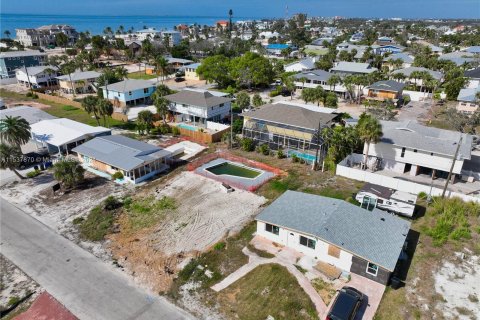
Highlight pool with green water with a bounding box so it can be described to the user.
[205,162,261,178]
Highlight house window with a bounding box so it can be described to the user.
[299,236,316,249]
[128,91,132,96]
[219,103,224,107]
[401,147,406,157]
[366,262,379,276]
[144,88,149,93]
[265,223,279,235]
[431,153,434,156]
[413,149,417,153]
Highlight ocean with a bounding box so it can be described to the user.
[0,14,253,36]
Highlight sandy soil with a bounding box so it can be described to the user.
[0,255,40,310]
[108,171,267,293]
[0,172,129,260]
[434,251,480,319]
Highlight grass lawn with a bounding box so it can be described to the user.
[217,264,318,320]
[127,71,157,80]
[0,89,135,130]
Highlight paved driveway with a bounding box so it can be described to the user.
[0,199,194,320]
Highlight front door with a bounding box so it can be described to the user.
[286,231,296,247]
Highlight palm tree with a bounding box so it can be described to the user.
[0,143,25,179]
[53,159,85,189]
[43,67,57,88]
[60,61,77,97]
[82,96,100,125]
[153,95,169,124]
[137,110,154,134]
[153,56,168,84]
[97,99,113,127]
[357,114,383,170]
[327,75,341,92]
[115,67,128,80]
[4,30,11,38]
[0,116,31,146]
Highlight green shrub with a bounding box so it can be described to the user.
[26,169,41,178]
[172,126,180,136]
[241,138,255,152]
[7,296,21,306]
[418,191,428,200]
[291,154,299,163]
[112,171,124,180]
[159,124,171,134]
[214,241,226,250]
[72,217,84,225]
[259,144,270,156]
[103,196,122,210]
[123,196,133,208]
[277,149,285,159]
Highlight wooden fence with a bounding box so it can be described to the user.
[177,127,228,144]
[36,93,83,108]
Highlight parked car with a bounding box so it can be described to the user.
[175,77,185,82]
[326,286,364,320]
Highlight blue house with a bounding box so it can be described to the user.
[100,79,156,108]
[266,43,296,56]
[0,50,47,79]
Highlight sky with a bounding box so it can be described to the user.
[2,0,480,19]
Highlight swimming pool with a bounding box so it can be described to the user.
[287,150,317,163]
[177,123,198,131]
[206,161,261,179]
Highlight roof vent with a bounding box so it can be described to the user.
[380,218,385,221]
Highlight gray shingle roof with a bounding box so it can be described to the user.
[383,53,414,64]
[16,65,58,76]
[464,67,480,79]
[256,191,411,271]
[380,120,472,160]
[165,90,232,108]
[99,79,155,93]
[241,103,338,131]
[368,80,406,93]
[72,135,170,171]
[294,69,335,82]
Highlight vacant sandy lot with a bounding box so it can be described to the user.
[434,251,480,319]
[109,171,267,292]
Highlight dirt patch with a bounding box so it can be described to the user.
[0,255,40,318]
[434,251,480,319]
[108,171,266,293]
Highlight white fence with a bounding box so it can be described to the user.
[403,90,431,102]
[206,121,230,132]
[336,157,480,204]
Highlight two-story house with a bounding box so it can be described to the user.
[101,79,156,108]
[16,65,59,88]
[56,70,102,95]
[0,50,47,79]
[330,61,378,76]
[256,190,410,285]
[241,101,338,162]
[165,89,232,125]
[365,120,473,181]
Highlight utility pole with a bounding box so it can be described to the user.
[441,136,463,198]
[230,102,233,149]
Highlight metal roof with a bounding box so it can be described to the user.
[391,67,443,80]
[72,135,170,171]
[165,89,232,108]
[457,87,480,103]
[0,50,46,58]
[330,62,377,74]
[294,69,336,82]
[56,71,102,82]
[16,65,58,76]
[0,105,56,124]
[379,120,472,160]
[464,67,480,79]
[241,103,338,131]
[383,53,414,64]
[359,183,395,199]
[99,79,155,93]
[256,190,411,271]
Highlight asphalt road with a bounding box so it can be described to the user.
[0,198,194,320]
